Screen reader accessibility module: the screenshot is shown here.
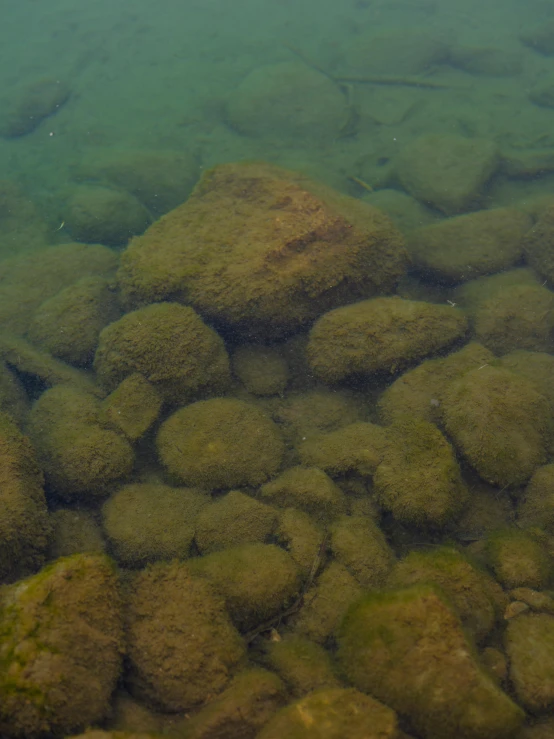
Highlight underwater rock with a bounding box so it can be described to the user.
[157,398,284,489]
[72,147,199,217]
[189,542,301,631]
[117,161,408,335]
[341,29,449,76]
[306,296,467,383]
[449,45,522,76]
[257,687,401,739]
[265,635,341,697]
[259,465,347,521]
[64,185,151,247]
[337,585,524,739]
[226,62,348,145]
[102,483,209,566]
[520,20,554,56]
[523,203,554,282]
[0,242,118,337]
[518,464,554,532]
[505,612,554,712]
[377,342,495,426]
[232,344,289,396]
[94,302,230,404]
[125,561,245,712]
[389,546,506,643]
[172,668,287,739]
[0,553,123,737]
[99,373,162,442]
[373,417,469,528]
[194,490,279,554]
[0,412,50,583]
[27,276,121,366]
[27,385,134,501]
[485,528,552,590]
[0,77,70,137]
[442,366,551,487]
[395,134,499,215]
[330,514,395,587]
[408,207,530,282]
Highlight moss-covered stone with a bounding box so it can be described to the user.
[298,422,388,477]
[0,411,51,582]
[337,585,524,739]
[189,542,301,631]
[157,398,284,490]
[232,344,289,396]
[519,464,554,531]
[442,366,551,487]
[117,162,407,335]
[486,528,552,589]
[27,386,134,501]
[330,515,395,587]
[373,418,469,528]
[174,668,287,739]
[389,546,506,643]
[102,483,209,566]
[259,466,347,521]
[99,373,162,442]
[94,302,230,404]
[505,612,554,712]
[125,561,245,712]
[307,296,467,383]
[0,553,123,737]
[257,687,401,739]
[265,635,341,697]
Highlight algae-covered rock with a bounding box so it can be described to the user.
[194,490,279,554]
[259,466,347,521]
[298,421,388,477]
[330,515,395,587]
[227,62,348,145]
[442,366,551,487]
[373,418,469,528]
[157,398,284,489]
[307,297,467,383]
[389,546,506,642]
[395,134,499,215]
[0,553,123,738]
[102,483,209,566]
[472,283,554,355]
[174,668,287,739]
[94,302,230,404]
[73,147,199,217]
[274,389,362,446]
[118,161,407,335]
[99,374,162,442]
[0,411,51,583]
[408,207,530,282]
[519,464,554,531]
[27,386,134,501]
[48,509,105,560]
[265,635,341,697]
[231,344,289,396]
[505,612,554,713]
[0,77,70,137]
[275,508,326,576]
[293,561,363,644]
[125,561,245,712]
[377,342,495,426]
[486,528,552,589]
[500,350,554,415]
[523,203,554,282]
[190,542,300,631]
[337,585,524,739]
[257,687,401,739]
[64,185,151,247]
[27,276,121,366]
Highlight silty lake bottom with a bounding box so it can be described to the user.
[3,0,554,736]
